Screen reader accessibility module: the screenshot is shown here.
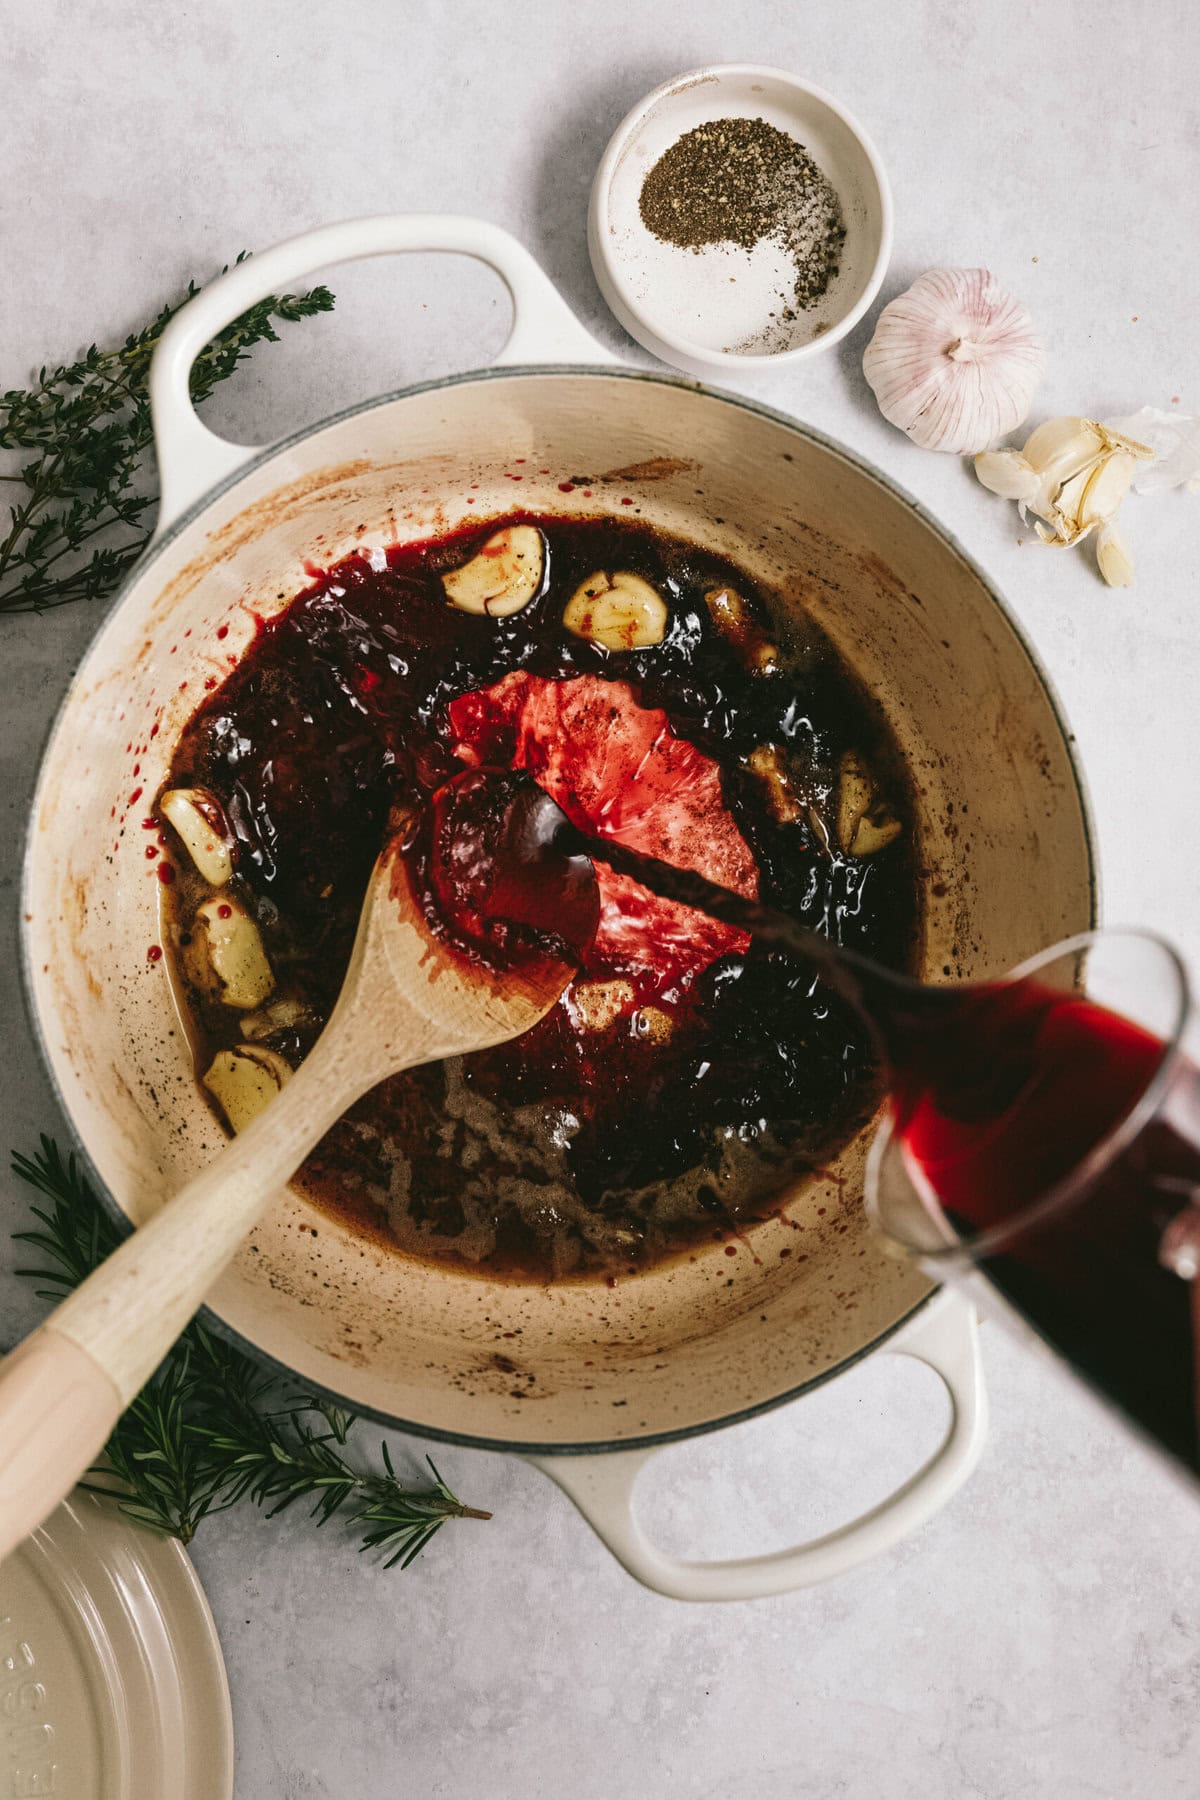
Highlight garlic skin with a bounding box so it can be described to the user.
[975,415,1154,583]
[1106,408,1200,495]
[863,269,1043,454]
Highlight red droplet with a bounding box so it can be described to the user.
[145,844,159,860]
[150,722,160,738]
[156,861,176,885]
[558,481,574,493]
[128,786,143,806]
[216,625,229,641]
[132,763,140,777]
[620,497,634,506]
[146,944,163,963]
[217,902,233,918]
[109,806,116,820]
[724,1244,738,1256]
[779,1246,792,1258]
[582,490,593,498]
[466,496,476,504]
[170,644,177,655]
[141,817,158,829]
[604,1274,616,1289]
[125,742,133,754]
[204,677,217,690]
[179,681,188,692]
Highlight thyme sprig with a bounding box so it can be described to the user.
[10,1137,488,1566]
[0,258,335,613]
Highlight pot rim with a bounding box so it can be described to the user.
[19,361,1099,1455]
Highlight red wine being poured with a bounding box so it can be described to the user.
[889,979,1200,1474]
[436,772,1200,1476]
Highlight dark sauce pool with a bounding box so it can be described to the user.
[161,514,921,1280]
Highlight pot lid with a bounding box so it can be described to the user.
[0,1492,233,1800]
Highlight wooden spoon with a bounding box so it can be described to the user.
[0,774,597,1564]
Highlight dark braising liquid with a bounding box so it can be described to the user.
[162,514,919,1280]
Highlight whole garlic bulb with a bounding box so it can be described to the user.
[863,269,1043,455]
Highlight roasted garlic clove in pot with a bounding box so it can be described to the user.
[183,896,275,1009]
[239,993,314,1041]
[159,787,235,886]
[203,1043,292,1133]
[568,978,635,1031]
[442,525,545,617]
[745,744,805,824]
[836,750,903,856]
[563,571,667,650]
[703,586,778,674]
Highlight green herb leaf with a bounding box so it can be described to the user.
[9,1135,489,1563]
[0,258,335,614]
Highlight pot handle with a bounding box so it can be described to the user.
[525,1289,986,1603]
[149,214,618,531]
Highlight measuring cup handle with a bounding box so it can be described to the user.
[149,214,617,531]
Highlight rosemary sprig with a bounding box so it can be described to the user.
[10,1137,489,1565]
[0,258,335,614]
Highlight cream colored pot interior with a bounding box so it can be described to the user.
[24,371,1094,1448]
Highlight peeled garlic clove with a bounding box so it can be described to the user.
[160,787,235,886]
[240,993,313,1040]
[836,751,874,852]
[834,751,903,856]
[563,571,667,651]
[1044,461,1100,544]
[745,745,804,824]
[974,449,1040,503]
[1079,450,1138,529]
[1021,415,1103,475]
[850,809,903,856]
[1096,522,1135,588]
[184,896,275,1009]
[568,979,635,1031]
[632,1005,673,1044]
[863,269,1042,454]
[704,586,778,673]
[203,1043,291,1133]
[442,525,544,617]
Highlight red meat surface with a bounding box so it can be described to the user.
[446,672,758,985]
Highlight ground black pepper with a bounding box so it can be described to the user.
[638,116,846,316]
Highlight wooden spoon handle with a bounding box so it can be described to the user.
[0,1022,373,1566]
[0,1330,122,1565]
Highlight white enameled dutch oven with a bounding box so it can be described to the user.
[22,217,1095,1601]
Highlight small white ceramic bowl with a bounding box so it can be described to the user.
[588,64,892,379]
